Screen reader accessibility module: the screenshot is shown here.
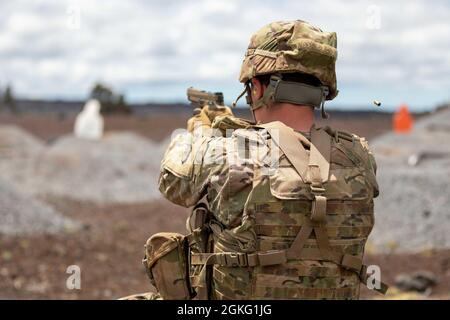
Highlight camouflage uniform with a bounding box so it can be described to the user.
[158,113,384,299]
[138,20,387,300]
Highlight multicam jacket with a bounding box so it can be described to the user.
[158,115,386,300]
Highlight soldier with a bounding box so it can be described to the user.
[132,20,388,300]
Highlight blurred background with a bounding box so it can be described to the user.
[0,0,449,299]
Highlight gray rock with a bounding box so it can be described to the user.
[0,181,79,235]
[395,271,438,292]
[0,126,171,204]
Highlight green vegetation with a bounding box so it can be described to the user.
[89,83,131,114]
[0,84,17,114]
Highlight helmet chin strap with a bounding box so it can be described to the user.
[234,74,330,119]
[233,82,259,122]
[232,84,249,108]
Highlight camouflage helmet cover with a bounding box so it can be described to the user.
[239,20,338,100]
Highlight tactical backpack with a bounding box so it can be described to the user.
[143,121,388,300]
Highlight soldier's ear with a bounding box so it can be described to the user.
[251,78,264,101]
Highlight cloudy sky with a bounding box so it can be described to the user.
[0,0,449,111]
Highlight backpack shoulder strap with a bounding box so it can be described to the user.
[309,125,331,183]
[287,125,332,261]
[256,121,309,182]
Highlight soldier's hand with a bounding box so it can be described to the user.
[187,103,233,133]
[187,107,212,133]
[202,103,233,122]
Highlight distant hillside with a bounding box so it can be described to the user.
[2,100,432,142]
[6,99,199,116]
[5,99,406,119]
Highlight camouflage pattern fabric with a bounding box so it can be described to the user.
[158,115,379,300]
[142,232,194,300]
[239,20,338,100]
[119,292,162,300]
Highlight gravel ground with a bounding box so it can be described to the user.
[0,198,189,299]
[0,126,79,235]
[0,182,79,235]
[0,126,169,204]
[369,108,450,253]
[29,132,168,203]
[2,110,449,248]
[0,124,169,236]
[1,197,447,300]
[0,112,448,299]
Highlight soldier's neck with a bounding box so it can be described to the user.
[254,103,315,132]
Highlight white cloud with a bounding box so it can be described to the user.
[0,0,449,109]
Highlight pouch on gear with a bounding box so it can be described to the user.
[142,232,195,300]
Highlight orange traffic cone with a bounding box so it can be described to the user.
[393,104,413,134]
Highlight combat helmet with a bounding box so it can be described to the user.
[236,20,338,118]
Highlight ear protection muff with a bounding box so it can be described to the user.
[233,74,330,119]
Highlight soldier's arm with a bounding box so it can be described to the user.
[336,130,380,198]
[158,102,238,208]
[357,136,380,198]
[158,126,229,208]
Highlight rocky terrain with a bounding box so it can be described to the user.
[370,107,450,253]
[0,110,448,299]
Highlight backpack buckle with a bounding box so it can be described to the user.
[310,185,326,194]
[222,253,248,267]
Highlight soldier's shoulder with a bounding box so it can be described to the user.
[322,126,370,148]
[211,115,268,144]
[322,126,378,192]
[321,126,373,166]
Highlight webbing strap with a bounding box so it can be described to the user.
[191,251,287,267]
[311,195,327,223]
[360,273,389,294]
[285,125,331,260]
[250,250,287,266]
[286,225,313,260]
[314,226,334,261]
[186,202,209,233]
[191,252,389,294]
[359,267,389,295]
[257,121,309,181]
[341,254,363,271]
[309,126,331,183]
[253,285,359,300]
[191,252,250,267]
